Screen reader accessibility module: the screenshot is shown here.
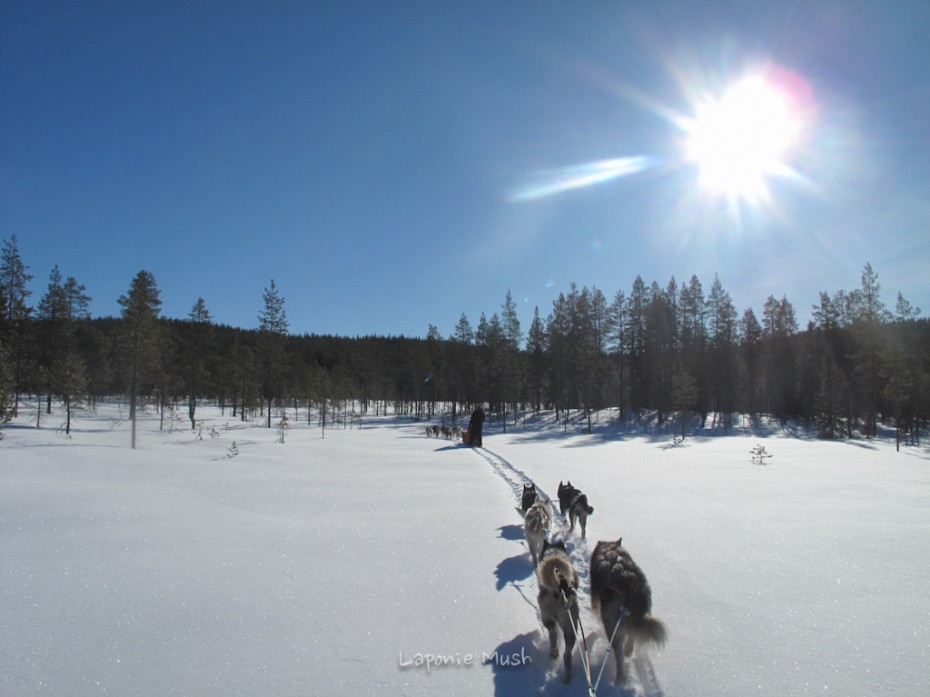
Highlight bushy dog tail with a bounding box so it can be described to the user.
[624,614,668,649]
[586,504,594,515]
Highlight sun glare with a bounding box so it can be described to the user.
[686,73,804,202]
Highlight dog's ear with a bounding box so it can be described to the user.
[617,537,623,546]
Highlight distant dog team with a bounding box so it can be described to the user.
[424,424,461,439]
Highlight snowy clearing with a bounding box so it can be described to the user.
[2,402,928,696]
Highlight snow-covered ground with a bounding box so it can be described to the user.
[2,401,928,696]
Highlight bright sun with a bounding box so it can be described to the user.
[686,74,803,202]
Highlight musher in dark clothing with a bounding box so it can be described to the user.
[468,406,485,447]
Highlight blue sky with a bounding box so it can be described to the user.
[2,0,928,339]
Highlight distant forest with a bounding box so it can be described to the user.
[2,235,928,443]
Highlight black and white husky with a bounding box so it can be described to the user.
[524,497,553,566]
[589,538,667,684]
[557,480,594,538]
[521,483,538,512]
[536,540,580,683]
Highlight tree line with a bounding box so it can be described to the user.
[1,234,928,446]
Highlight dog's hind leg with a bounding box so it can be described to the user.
[611,634,627,685]
[559,612,575,682]
[543,618,560,660]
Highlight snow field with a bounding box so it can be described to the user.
[2,402,929,697]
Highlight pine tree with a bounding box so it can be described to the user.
[183,297,214,428]
[0,235,33,414]
[608,289,627,422]
[1,235,33,330]
[0,340,13,426]
[545,292,571,418]
[117,270,162,448]
[449,313,475,410]
[36,267,93,417]
[707,274,738,425]
[739,308,763,421]
[762,295,798,424]
[625,276,648,419]
[499,291,523,428]
[526,306,546,415]
[258,280,289,428]
[854,264,890,437]
[37,266,69,413]
[63,275,91,320]
[894,292,921,322]
[51,352,87,435]
[670,370,698,439]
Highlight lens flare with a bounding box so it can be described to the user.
[508,156,659,202]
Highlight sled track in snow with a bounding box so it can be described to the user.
[474,445,592,596]
[474,445,665,697]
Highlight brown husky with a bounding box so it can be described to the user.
[590,538,667,684]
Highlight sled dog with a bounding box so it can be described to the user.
[521,483,538,512]
[557,481,594,538]
[536,540,580,683]
[524,497,553,566]
[589,538,667,684]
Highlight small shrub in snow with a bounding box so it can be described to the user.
[277,413,289,444]
[226,441,239,459]
[750,444,773,465]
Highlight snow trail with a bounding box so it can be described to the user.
[474,445,592,595]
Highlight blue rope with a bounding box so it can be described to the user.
[590,604,629,695]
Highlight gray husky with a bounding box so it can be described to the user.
[536,540,580,683]
[557,481,594,538]
[590,538,667,684]
[524,497,553,566]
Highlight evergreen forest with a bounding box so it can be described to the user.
[2,235,928,444]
